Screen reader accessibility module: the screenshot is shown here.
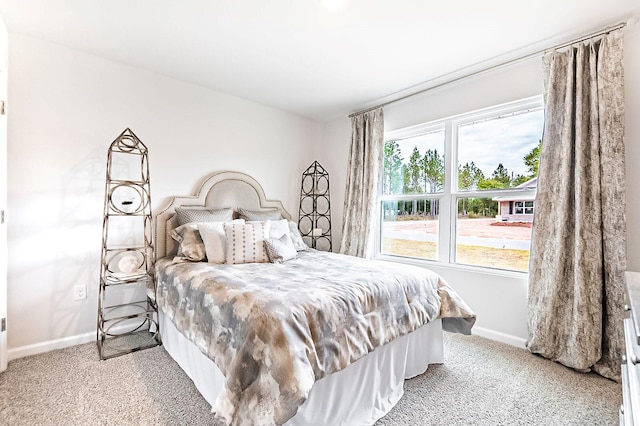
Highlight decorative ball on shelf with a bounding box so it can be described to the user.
[118,253,140,274]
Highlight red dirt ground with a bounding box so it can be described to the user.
[387,218,532,240]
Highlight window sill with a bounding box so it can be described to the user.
[374,253,530,280]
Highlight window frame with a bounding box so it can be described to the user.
[376,95,543,274]
[524,201,534,215]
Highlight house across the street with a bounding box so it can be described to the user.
[493,177,537,222]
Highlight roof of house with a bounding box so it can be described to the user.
[516,177,538,189]
[492,177,537,201]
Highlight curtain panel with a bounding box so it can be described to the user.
[527,29,626,380]
[340,108,384,258]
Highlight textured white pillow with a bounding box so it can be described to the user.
[269,219,289,239]
[237,207,282,221]
[264,233,297,263]
[175,207,233,226]
[198,219,245,264]
[224,221,271,264]
[288,221,308,251]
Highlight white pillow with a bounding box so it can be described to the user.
[268,219,290,239]
[246,219,308,251]
[224,221,271,264]
[264,233,297,263]
[288,221,308,251]
[198,219,245,264]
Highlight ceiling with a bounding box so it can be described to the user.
[0,0,638,122]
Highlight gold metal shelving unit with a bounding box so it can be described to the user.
[97,128,161,360]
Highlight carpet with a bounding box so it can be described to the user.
[0,333,621,425]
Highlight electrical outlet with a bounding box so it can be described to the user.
[73,284,87,301]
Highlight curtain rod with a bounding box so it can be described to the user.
[348,21,627,118]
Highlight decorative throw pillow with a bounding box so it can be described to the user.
[288,221,308,251]
[224,221,271,264]
[264,233,298,264]
[169,223,207,262]
[237,207,282,221]
[175,207,233,226]
[198,219,245,264]
[248,219,289,239]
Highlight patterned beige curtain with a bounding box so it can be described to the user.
[340,108,384,258]
[527,29,626,380]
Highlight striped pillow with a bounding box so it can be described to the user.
[224,221,271,264]
[175,207,233,226]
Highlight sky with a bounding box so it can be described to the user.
[393,108,544,179]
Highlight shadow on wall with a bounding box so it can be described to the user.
[50,145,106,344]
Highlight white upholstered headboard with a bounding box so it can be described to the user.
[154,171,293,259]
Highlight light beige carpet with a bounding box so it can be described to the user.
[0,333,621,425]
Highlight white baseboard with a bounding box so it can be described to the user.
[472,326,527,349]
[8,330,97,361]
[9,325,526,362]
[8,322,158,362]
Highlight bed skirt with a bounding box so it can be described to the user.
[159,310,444,426]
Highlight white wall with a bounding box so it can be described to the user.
[321,24,640,346]
[319,117,350,248]
[6,34,321,356]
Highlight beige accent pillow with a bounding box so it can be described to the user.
[224,221,271,264]
[169,223,207,262]
[198,219,245,264]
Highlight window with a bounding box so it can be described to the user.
[379,97,544,272]
[381,128,444,261]
[514,201,534,215]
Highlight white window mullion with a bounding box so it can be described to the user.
[439,120,454,262]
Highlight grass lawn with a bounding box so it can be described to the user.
[382,238,530,272]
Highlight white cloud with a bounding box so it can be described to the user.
[458,110,543,177]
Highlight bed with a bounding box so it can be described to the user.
[153,171,475,426]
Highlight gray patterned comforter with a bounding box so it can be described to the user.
[156,250,475,426]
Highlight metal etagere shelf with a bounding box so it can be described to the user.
[97,128,161,360]
[298,161,332,252]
